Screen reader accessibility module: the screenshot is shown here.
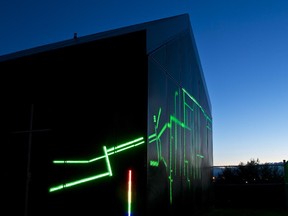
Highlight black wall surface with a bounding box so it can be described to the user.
[4,31,148,216]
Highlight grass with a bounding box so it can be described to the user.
[201,208,288,216]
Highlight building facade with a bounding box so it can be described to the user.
[2,14,213,216]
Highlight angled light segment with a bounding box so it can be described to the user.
[49,136,145,192]
[114,137,144,150]
[52,137,144,164]
[49,172,110,192]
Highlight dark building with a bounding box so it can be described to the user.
[2,13,213,216]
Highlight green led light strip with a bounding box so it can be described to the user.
[49,137,144,192]
[182,88,212,122]
[53,137,144,164]
[148,88,212,204]
[49,172,111,192]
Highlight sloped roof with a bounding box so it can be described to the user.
[0,13,191,62]
[0,13,211,111]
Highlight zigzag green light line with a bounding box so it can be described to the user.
[53,137,144,164]
[148,88,212,205]
[49,137,145,192]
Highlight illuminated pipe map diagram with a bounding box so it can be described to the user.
[148,88,212,204]
[49,88,212,210]
[49,137,144,192]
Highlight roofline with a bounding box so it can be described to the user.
[0,13,190,62]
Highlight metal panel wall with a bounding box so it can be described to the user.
[147,30,213,215]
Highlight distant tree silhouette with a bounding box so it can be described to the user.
[259,162,284,183]
[237,158,260,184]
[217,158,284,184]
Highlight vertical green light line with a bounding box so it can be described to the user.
[103,146,112,176]
[174,91,179,176]
[156,108,162,163]
[183,91,186,177]
[190,111,194,179]
[171,116,177,176]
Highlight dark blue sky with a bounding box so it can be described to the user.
[1,0,288,165]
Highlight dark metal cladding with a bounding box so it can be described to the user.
[2,13,213,216]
